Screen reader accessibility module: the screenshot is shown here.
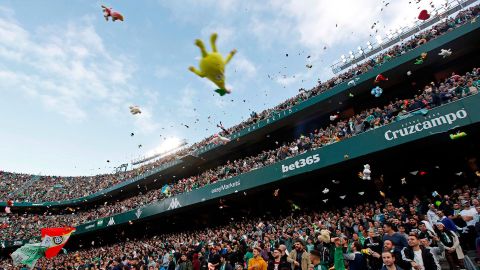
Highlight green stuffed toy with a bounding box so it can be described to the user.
[189,33,237,96]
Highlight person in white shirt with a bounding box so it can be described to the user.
[426,204,440,227]
[459,200,478,250]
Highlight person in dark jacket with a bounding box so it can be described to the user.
[220,255,233,270]
[363,230,383,270]
[384,240,410,270]
[168,255,176,270]
[267,249,290,270]
[400,233,440,270]
[199,253,209,270]
[343,241,368,270]
[178,254,194,270]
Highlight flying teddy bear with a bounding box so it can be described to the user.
[359,164,372,180]
[189,33,237,96]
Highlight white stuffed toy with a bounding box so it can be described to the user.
[362,164,371,180]
[210,134,231,145]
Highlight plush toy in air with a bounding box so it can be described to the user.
[101,5,124,22]
[210,134,231,145]
[414,52,428,65]
[450,131,467,140]
[362,164,371,180]
[129,106,141,115]
[418,10,430,21]
[189,33,237,96]
[438,48,452,58]
[371,86,383,97]
[374,74,388,84]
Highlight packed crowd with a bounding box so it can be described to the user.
[1,68,479,242]
[0,3,478,205]
[2,181,480,270]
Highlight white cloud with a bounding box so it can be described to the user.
[231,54,257,78]
[133,107,161,134]
[249,0,449,50]
[0,12,136,121]
[145,137,183,157]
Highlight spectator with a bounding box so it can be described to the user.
[400,233,440,270]
[381,251,403,270]
[383,223,408,252]
[434,223,465,270]
[267,249,290,270]
[343,241,368,270]
[287,240,311,270]
[248,247,267,270]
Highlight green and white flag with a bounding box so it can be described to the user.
[11,243,46,269]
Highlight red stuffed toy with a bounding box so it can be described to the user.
[418,10,430,21]
[101,5,124,22]
[374,74,388,84]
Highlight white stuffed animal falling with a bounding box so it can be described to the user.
[129,106,142,115]
[362,164,371,180]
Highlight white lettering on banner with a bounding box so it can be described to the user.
[211,180,241,194]
[384,109,468,141]
[281,154,320,173]
[167,198,181,210]
[85,224,95,230]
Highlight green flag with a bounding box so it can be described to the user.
[11,243,46,269]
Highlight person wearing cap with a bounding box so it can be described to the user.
[309,250,328,270]
[433,223,465,270]
[287,239,312,270]
[248,247,267,270]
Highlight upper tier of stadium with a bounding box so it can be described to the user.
[1,3,479,207]
[1,65,479,242]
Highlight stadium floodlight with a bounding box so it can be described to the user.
[357,46,364,54]
[341,55,346,62]
[375,35,383,44]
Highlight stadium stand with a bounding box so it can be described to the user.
[0,3,479,206]
[1,3,480,270]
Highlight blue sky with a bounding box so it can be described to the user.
[0,0,448,176]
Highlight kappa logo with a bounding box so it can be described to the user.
[167,198,181,210]
[107,217,115,226]
[135,208,143,219]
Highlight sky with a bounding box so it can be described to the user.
[0,0,452,176]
